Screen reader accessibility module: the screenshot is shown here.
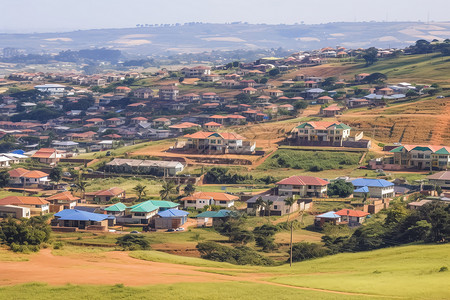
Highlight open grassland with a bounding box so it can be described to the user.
[339,97,450,145]
[258,149,363,172]
[0,244,448,299]
[84,176,164,197]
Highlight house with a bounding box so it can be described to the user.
[181,93,201,103]
[279,104,294,111]
[158,86,179,101]
[196,209,232,227]
[133,88,153,99]
[351,178,394,199]
[130,117,148,125]
[85,118,105,126]
[126,200,179,225]
[347,98,370,108]
[153,117,171,127]
[203,122,222,131]
[0,196,49,215]
[290,121,352,147]
[183,131,256,155]
[45,191,80,212]
[321,105,342,117]
[221,80,239,88]
[85,187,125,203]
[0,205,30,219]
[276,175,329,197]
[104,202,128,217]
[52,141,79,151]
[242,87,257,94]
[53,209,110,231]
[182,192,239,210]
[314,211,341,227]
[106,117,125,126]
[8,168,50,188]
[31,148,63,165]
[387,145,450,170]
[154,209,189,229]
[202,92,217,101]
[355,73,371,82]
[169,122,201,133]
[114,86,131,95]
[427,171,450,189]
[246,194,312,216]
[317,96,333,104]
[306,88,325,99]
[181,66,211,78]
[105,158,184,176]
[240,80,256,87]
[266,89,284,97]
[335,209,369,226]
[407,199,433,210]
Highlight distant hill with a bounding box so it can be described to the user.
[1,22,450,56]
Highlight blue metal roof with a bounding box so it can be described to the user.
[316,211,341,219]
[354,186,370,193]
[157,209,189,218]
[55,209,110,222]
[11,150,25,155]
[351,178,394,188]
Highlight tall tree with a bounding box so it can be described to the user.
[254,197,264,217]
[284,196,297,222]
[74,173,90,199]
[49,167,62,184]
[0,170,10,188]
[159,180,176,200]
[184,182,196,196]
[132,184,147,202]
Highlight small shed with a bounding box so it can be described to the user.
[155,209,189,229]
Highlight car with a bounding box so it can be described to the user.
[63,172,71,177]
[175,227,185,231]
[358,166,368,169]
[130,230,140,234]
[436,95,445,99]
[167,228,175,232]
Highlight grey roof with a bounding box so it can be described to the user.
[106,158,183,168]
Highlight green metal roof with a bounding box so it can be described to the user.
[390,146,404,153]
[196,209,232,218]
[104,202,127,212]
[129,201,159,213]
[334,123,351,130]
[147,200,179,208]
[434,148,450,155]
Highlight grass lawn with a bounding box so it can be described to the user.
[195,184,270,194]
[84,176,164,197]
[0,282,354,300]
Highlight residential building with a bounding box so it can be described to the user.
[126,200,179,225]
[153,117,171,127]
[389,145,450,170]
[314,211,341,227]
[8,168,50,188]
[104,202,128,217]
[154,209,189,229]
[158,86,179,101]
[351,178,394,199]
[246,194,312,216]
[0,196,49,215]
[53,209,111,231]
[276,175,329,197]
[427,171,450,189]
[290,121,351,147]
[183,131,256,155]
[0,205,30,218]
[45,191,80,211]
[133,88,153,99]
[31,148,64,165]
[182,192,239,210]
[114,86,131,95]
[196,209,232,227]
[181,66,211,78]
[85,187,125,203]
[335,209,370,226]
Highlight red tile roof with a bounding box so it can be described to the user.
[0,196,49,205]
[182,191,238,201]
[335,209,369,217]
[276,176,329,186]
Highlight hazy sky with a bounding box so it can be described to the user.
[2,0,449,33]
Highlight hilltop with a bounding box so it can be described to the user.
[2,22,450,55]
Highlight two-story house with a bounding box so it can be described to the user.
[183,131,255,155]
[290,121,351,147]
[182,192,239,210]
[351,178,394,199]
[389,145,450,170]
[276,175,329,197]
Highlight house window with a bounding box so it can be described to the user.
[274,205,278,209]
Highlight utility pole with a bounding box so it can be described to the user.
[289,222,293,267]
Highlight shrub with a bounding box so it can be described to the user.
[116,234,151,250]
[197,241,274,266]
[290,242,329,262]
[53,242,64,250]
[0,216,51,252]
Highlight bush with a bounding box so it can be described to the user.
[290,242,329,262]
[197,241,274,266]
[0,216,51,252]
[53,242,64,250]
[116,234,151,250]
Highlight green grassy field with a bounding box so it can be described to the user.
[1,244,448,299]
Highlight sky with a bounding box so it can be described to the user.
[1,0,450,33]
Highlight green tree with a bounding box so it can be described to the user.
[268,68,280,77]
[132,184,147,201]
[362,47,378,66]
[159,180,176,200]
[0,170,10,188]
[0,216,51,252]
[254,197,265,217]
[49,167,62,184]
[74,174,90,199]
[363,72,387,84]
[116,234,150,250]
[290,242,328,262]
[327,180,354,198]
[284,196,297,222]
[184,182,196,196]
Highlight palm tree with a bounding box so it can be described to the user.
[184,183,196,196]
[284,196,297,222]
[264,200,274,219]
[254,197,264,217]
[74,176,90,200]
[159,180,176,200]
[133,184,147,202]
